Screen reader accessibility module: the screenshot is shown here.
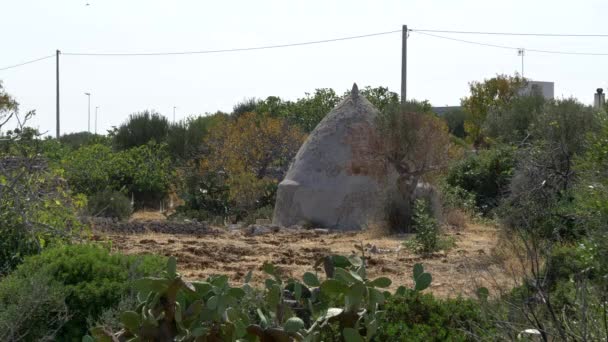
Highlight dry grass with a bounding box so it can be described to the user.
[98,219,520,298]
[129,210,167,222]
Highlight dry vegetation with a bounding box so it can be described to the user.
[98,218,515,298]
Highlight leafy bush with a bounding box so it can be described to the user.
[4,244,166,340]
[0,271,69,341]
[484,93,545,144]
[441,107,467,138]
[60,131,109,150]
[118,142,173,206]
[87,189,132,220]
[179,112,304,221]
[61,144,117,195]
[375,289,490,341]
[412,199,439,253]
[446,146,515,214]
[88,256,433,341]
[112,110,169,150]
[62,142,172,206]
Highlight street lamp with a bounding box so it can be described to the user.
[95,106,99,135]
[84,92,91,132]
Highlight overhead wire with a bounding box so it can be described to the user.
[62,29,402,56]
[0,54,55,71]
[410,30,608,56]
[410,28,608,38]
[2,27,608,71]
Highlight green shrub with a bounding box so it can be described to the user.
[87,189,132,220]
[63,142,172,206]
[439,181,477,214]
[4,244,166,341]
[412,199,439,253]
[376,290,490,341]
[446,146,515,214]
[60,131,109,150]
[112,110,169,150]
[0,271,68,341]
[62,144,117,195]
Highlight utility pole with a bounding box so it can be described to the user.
[173,106,177,123]
[85,92,91,132]
[95,106,99,134]
[56,50,60,139]
[401,25,408,105]
[518,48,525,78]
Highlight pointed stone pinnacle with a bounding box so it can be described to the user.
[351,83,359,97]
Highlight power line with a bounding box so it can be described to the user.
[63,29,402,56]
[411,31,608,56]
[411,28,608,38]
[0,54,55,71]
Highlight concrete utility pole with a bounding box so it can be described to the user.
[56,50,60,139]
[173,106,177,122]
[518,48,525,78]
[401,25,408,104]
[95,106,99,134]
[85,92,91,132]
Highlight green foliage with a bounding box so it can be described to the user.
[461,74,526,146]
[439,181,477,214]
[5,244,166,340]
[406,199,440,254]
[87,189,132,220]
[358,86,400,114]
[0,271,69,341]
[166,113,228,161]
[89,255,433,342]
[499,99,599,237]
[375,289,489,341]
[232,97,260,117]
[60,131,110,150]
[441,108,467,138]
[286,88,342,132]
[446,146,515,214]
[62,142,172,205]
[113,110,169,150]
[62,143,116,195]
[484,94,545,144]
[119,142,173,204]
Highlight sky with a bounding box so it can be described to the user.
[1,0,607,136]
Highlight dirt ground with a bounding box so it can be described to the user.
[99,221,518,298]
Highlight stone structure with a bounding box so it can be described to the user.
[273,84,402,230]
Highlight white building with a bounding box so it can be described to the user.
[521,81,554,99]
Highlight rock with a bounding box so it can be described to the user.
[246,225,272,236]
[227,223,243,231]
[255,219,272,225]
[313,228,330,234]
[273,83,402,231]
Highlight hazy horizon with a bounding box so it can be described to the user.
[1,0,607,136]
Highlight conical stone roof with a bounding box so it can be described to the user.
[273,84,399,230]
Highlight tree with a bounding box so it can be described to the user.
[199,112,306,216]
[500,99,599,238]
[287,88,342,132]
[441,108,467,139]
[376,102,451,229]
[113,110,169,150]
[484,93,545,144]
[358,86,400,114]
[167,112,228,161]
[461,74,526,147]
[0,83,84,273]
